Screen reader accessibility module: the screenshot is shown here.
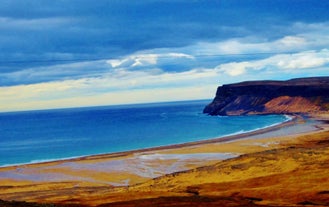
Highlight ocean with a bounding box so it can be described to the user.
[0,100,289,167]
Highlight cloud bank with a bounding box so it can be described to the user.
[1,1,329,111]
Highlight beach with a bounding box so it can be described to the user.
[0,101,289,168]
[0,113,329,206]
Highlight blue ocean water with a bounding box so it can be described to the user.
[0,100,289,167]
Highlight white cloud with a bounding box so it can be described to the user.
[0,65,219,112]
[2,46,329,112]
[184,36,304,56]
[276,52,328,69]
[216,62,248,76]
[0,81,216,112]
[180,22,329,56]
[216,50,329,76]
[106,52,194,68]
[131,54,158,67]
[276,36,306,48]
[107,59,125,68]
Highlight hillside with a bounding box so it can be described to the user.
[80,130,329,207]
[203,77,329,115]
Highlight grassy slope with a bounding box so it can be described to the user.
[93,130,329,207]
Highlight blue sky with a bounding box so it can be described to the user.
[1,0,329,111]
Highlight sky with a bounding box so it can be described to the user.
[1,0,329,112]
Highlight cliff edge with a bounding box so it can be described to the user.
[203,77,329,115]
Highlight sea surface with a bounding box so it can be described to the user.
[0,100,289,167]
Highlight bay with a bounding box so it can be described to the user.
[0,100,289,166]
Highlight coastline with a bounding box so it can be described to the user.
[0,114,296,169]
[0,114,325,174]
[0,113,328,206]
[0,112,289,168]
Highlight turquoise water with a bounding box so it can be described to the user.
[0,100,289,167]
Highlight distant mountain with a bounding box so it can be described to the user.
[203,77,329,115]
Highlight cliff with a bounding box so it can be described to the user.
[203,77,329,115]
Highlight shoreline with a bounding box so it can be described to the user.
[0,113,328,205]
[0,114,297,169]
[0,113,320,170]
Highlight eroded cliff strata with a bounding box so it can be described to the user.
[203,77,329,115]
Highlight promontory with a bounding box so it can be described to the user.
[203,76,329,116]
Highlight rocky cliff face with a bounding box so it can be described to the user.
[203,77,329,115]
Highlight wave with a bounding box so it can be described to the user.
[0,155,90,168]
[218,114,292,139]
